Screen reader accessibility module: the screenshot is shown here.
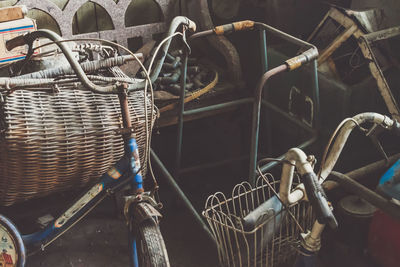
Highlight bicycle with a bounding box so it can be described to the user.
[0,16,196,267]
[204,112,400,266]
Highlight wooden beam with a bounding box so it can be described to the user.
[318,24,357,65]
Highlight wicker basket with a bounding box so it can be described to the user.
[0,72,154,206]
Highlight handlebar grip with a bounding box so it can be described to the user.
[302,172,338,229]
[242,195,283,231]
[6,34,27,51]
[285,48,319,71]
[214,20,255,35]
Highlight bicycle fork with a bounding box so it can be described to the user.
[118,85,162,267]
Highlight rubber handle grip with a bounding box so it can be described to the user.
[6,35,27,51]
[285,48,319,71]
[302,172,338,229]
[214,20,254,35]
[242,195,283,231]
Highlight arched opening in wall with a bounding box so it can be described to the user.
[27,8,61,36]
[125,0,163,27]
[48,0,69,10]
[72,1,114,35]
[0,1,18,9]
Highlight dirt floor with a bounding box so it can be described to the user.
[27,197,219,267]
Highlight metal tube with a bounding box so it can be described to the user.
[150,149,216,244]
[328,171,400,220]
[260,29,268,71]
[259,28,273,156]
[130,16,195,90]
[323,153,400,191]
[311,60,320,127]
[254,22,315,50]
[189,29,214,40]
[20,29,118,94]
[320,113,393,180]
[249,64,288,185]
[175,52,188,177]
[182,98,253,116]
[259,136,318,173]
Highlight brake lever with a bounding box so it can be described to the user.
[366,123,389,162]
[181,27,191,55]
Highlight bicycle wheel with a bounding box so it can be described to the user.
[130,218,170,267]
[0,215,26,267]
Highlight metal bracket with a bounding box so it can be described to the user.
[123,193,162,225]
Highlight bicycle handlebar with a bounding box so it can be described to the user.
[6,35,26,51]
[279,148,338,229]
[302,172,338,228]
[320,112,397,181]
[5,16,196,94]
[214,20,255,35]
[278,112,399,229]
[7,29,120,94]
[285,48,319,71]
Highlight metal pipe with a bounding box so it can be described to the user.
[16,54,142,79]
[323,153,400,191]
[260,29,268,72]
[249,64,288,185]
[328,171,400,220]
[259,136,318,173]
[320,113,394,180]
[175,52,188,177]
[129,16,195,90]
[13,29,119,94]
[150,149,216,244]
[259,28,273,156]
[254,22,315,50]
[311,60,320,127]
[182,98,253,116]
[189,29,214,40]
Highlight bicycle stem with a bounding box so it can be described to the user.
[279,148,311,205]
[118,84,144,194]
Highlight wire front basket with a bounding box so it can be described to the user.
[203,174,314,267]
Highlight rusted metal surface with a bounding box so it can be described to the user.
[186,0,243,82]
[16,0,173,47]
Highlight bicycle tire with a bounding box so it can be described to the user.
[130,219,170,267]
[0,214,26,267]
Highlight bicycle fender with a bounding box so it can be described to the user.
[132,202,162,224]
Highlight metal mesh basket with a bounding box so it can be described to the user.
[0,67,155,206]
[203,174,314,267]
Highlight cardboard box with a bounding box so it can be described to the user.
[0,17,39,64]
[0,5,27,23]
